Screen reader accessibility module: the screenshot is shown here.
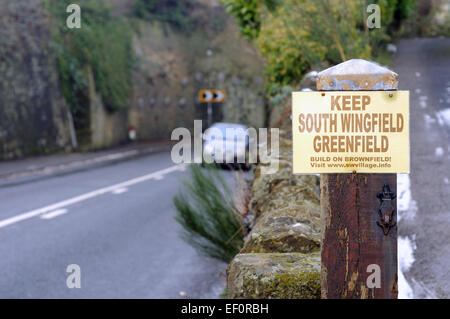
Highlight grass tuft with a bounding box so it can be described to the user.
[174,164,245,263]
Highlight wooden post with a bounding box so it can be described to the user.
[317,59,398,299]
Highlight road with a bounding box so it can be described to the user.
[394,38,450,298]
[0,151,227,298]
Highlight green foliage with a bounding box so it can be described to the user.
[220,287,228,298]
[174,165,245,263]
[133,0,193,30]
[222,0,262,40]
[394,0,415,21]
[224,0,415,88]
[363,0,414,46]
[370,0,415,28]
[221,0,279,40]
[46,0,133,113]
[257,0,371,85]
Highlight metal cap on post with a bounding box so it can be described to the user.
[317,59,399,299]
[317,59,398,91]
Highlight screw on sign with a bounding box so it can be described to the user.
[292,59,410,299]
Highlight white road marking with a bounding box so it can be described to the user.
[0,165,185,229]
[40,209,68,219]
[112,188,128,195]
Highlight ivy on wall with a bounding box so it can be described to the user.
[45,0,133,114]
[133,0,194,30]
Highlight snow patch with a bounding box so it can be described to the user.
[399,236,416,271]
[397,175,418,299]
[435,147,444,157]
[419,96,428,108]
[436,108,450,128]
[397,174,417,221]
[305,70,318,77]
[398,236,417,299]
[398,268,414,299]
[424,114,436,127]
[291,223,309,232]
[387,44,397,54]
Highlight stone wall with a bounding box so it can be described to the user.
[128,4,266,141]
[227,73,321,299]
[87,1,266,148]
[0,0,266,158]
[0,0,71,159]
[86,66,129,149]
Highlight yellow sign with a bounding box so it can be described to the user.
[292,91,409,173]
[199,89,226,103]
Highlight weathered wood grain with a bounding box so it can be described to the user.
[320,173,397,298]
[317,59,398,299]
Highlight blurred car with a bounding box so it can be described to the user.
[202,122,250,169]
